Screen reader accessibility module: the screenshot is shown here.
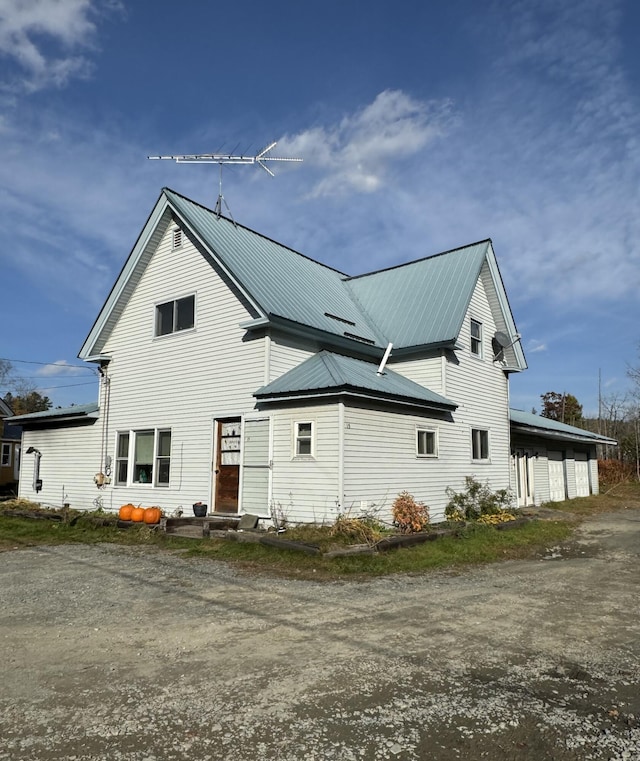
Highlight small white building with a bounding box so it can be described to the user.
[10,188,615,522]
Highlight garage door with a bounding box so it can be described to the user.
[548,451,566,502]
[575,452,590,497]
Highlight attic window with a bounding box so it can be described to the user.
[155,295,195,336]
[470,319,482,356]
[172,228,183,249]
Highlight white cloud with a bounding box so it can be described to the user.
[0,0,120,92]
[527,340,547,354]
[36,359,89,376]
[278,90,456,198]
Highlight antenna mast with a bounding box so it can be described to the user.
[148,142,302,221]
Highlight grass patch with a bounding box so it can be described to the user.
[0,500,574,580]
[541,480,640,516]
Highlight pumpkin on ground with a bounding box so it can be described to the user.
[130,507,145,523]
[118,504,135,521]
[143,507,162,525]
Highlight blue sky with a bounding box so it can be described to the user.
[0,0,638,415]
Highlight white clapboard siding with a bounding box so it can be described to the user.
[342,404,457,523]
[268,331,316,382]
[389,351,445,395]
[93,222,267,513]
[270,403,340,524]
[19,423,103,510]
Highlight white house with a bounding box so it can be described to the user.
[10,188,615,522]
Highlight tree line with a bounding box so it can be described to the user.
[0,359,52,416]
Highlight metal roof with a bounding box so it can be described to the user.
[255,351,457,410]
[165,190,385,347]
[347,241,489,349]
[7,402,99,425]
[509,408,617,445]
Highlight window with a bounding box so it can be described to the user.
[472,428,489,460]
[115,432,129,485]
[156,295,195,336]
[470,319,482,356]
[115,429,171,486]
[1,443,10,467]
[294,421,314,457]
[416,428,437,457]
[172,228,183,249]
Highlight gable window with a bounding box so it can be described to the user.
[470,319,482,356]
[156,295,195,337]
[1,443,10,467]
[294,421,314,458]
[471,428,490,461]
[416,428,438,458]
[115,429,171,486]
[172,228,183,249]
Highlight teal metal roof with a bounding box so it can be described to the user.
[346,241,489,349]
[510,409,617,445]
[8,403,99,425]
[255,351,456,409]
[165,190,385,347]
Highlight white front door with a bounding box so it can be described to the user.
[241,418,271,514]
[515,449,535,507]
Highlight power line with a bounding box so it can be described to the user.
[0,357,96,372]
[30,381,98,391]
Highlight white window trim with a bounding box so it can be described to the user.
[416,427,438,458]
[154,293,196,338]
[114,428,171,487]
[470,318,483,358]
[1,443,11,467]
[292,420,315,460]
[471,427,490,462]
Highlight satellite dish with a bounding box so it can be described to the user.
[492,331,511,361]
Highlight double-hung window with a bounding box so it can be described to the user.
[470,319,482,357]
[115,429,171,486]
[294,421,314,458]
[1,443,11,467]
[471,428,490,461]
[416,428,437,457]
[155,295,195,337]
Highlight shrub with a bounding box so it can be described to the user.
[598,459,635,488]
[392,491,430,534]
[445,476,513,521]
[329,515,383,544]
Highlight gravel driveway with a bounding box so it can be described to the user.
[1,510,639,761]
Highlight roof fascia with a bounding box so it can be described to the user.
[255,387,457,412]
[511,423,617,446]
[483,242,527,371]
[79,192,172,359]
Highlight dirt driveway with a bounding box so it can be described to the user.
[1,510,639,761]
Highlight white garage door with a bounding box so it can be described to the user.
[548,451,566,502]
[575,452,590,497]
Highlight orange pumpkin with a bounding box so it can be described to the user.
[118,504,135,521]
[143,507,162,525]
[130,507,145,523]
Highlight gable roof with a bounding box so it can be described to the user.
[510,409,617,446]
[79,188,526,371]
[255,351,457,411]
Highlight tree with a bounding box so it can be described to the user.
[0,358,13,390]
[2,391,52,416]
[540,391,583,426]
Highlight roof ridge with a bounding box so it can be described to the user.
[345,239,492,282]
[163,187,351,278]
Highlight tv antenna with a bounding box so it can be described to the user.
[148,141,302,221]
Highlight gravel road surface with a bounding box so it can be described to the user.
[1,510,639,760]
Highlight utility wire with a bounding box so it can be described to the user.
[0,357,96,372]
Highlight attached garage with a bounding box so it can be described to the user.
[510,409,616,507]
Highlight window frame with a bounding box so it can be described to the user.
[416,428,438,458]
[1,443,11,467]
[114,429,171,487]
[155,294,195,338]
[293,420,315,459]
[470,318,483,357]
[471,428,490,461]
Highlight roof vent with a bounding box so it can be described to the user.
[325,312,356,327]
[172,228,183,249]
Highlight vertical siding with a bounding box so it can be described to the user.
[68,223,267,514]
[270,403,340,524]
[18,423,103,509]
